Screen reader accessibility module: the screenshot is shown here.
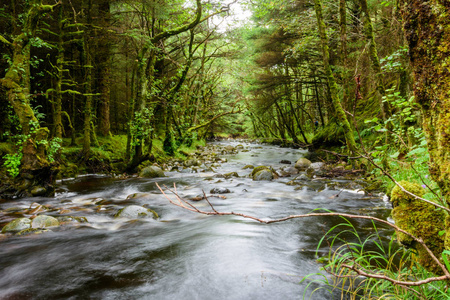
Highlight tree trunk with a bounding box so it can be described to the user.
[400,0,450,250]
[0,0,60,196]
[314,0,357,153]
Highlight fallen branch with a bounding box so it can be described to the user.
[156,182,450,286]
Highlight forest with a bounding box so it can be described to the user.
[1,0,450,298]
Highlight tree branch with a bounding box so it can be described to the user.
[156,183,450,285]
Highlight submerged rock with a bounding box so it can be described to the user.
[224,172,239,179]
[17,228,51,236]
[31,215,60,228]
[210,187,231,194]
[2,218,32,233]
[115,205,158,219]
[140,166,165,178]
[294,158,312,170]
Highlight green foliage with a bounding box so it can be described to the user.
[3,153,22,178]
[47,137,62,163]
[381,47,408,72]
[130,108,153,147]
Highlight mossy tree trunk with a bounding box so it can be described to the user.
[314,0,357,153]
[359,0,392,142]
[400,0,450,249]
[0,0,60,196]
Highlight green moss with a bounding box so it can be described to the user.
[251,166,269,177]
[390,180,445,274]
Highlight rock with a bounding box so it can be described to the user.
[30,186,47,196]
[224,172,239,179]
[253,169,273,181]
[126,192,152,200]
[115,205,158,219]
[243,165,254,170]
[57,216,88,225]
[280,160,291,164]
[294,158,312,170]
[390,181,445,274]
[16,228,50,236]
[2,218,32,233]
[140,166,165,178]
[224,145,235,152]
[31,215,60,228]
[184,159,199,167]
[210,187,231,194]
[283,166,299,175]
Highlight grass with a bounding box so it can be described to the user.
[303,217,450,300]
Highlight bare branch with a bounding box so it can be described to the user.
[156,183,450,280]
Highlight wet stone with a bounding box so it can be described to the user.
[294,158,312,170]
[2,218,32,233]
[115,205,159,220]
[253,169,273,181]
[210,187,231,194]
[31,215,60,229]
[140,166,165,178]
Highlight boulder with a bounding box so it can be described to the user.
[31,186,47,196]
[294,158,312,170]
[31,215,60,228]
[115,205,158,219]
[2,218,32,233]
[252,168,273,181]
[140,166,165,178]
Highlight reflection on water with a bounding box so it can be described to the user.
[0,141,390,299]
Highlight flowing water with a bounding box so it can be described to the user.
[0,141,392,299]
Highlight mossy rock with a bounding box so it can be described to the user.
[390,180,425,207]
[294,158,312,171]
[390,180,445,274]
[1,218,32,233]
[242,165,254,170]
[31,215,60,228]
[139,166,165,178]
[253,169,273,181]
[115,205,159,220]
[56,216,88,225]
[251,166,270,177]
[224,172,239,179]
[16,228,50,236]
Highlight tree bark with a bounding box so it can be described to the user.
[400,0,450,249]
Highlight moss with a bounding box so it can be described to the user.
[251,166,270,177]
[390,180,445,274]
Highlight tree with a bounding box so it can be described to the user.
[400,0,450,249]
[0,0,60,196]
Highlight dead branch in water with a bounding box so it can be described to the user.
[156,182,450,287]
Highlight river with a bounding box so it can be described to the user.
[0,141,391,299]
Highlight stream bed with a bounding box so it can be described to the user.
[0,141,392,299]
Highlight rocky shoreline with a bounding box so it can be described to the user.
[0,141,376,240]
